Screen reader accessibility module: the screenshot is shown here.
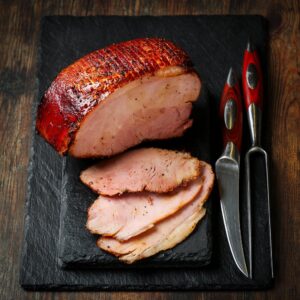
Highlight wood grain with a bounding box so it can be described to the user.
[0,0,299,299]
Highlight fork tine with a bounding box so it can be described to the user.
[263,151,274,278]
[245,151,252,278]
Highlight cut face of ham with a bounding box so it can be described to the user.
[97,160,214,263]
[86,176,203,241]
[80,148,202,196]
[36,38,201,157]
[69,71,199,157]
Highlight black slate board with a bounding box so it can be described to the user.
[20,15,273,290]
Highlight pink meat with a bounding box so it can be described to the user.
[80,148,202,196]
[86,176,204,241]
[98,161,214,263]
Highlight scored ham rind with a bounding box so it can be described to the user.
[36,38,201,157]
[86,176,204,241]
[80,148,202,196]
[97,162,214,263]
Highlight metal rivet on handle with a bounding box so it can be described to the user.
[224,99,237,130]
[246,63,258,89]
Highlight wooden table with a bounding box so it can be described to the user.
[0,1,299,299]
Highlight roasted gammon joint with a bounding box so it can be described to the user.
[85,148,214,263]
[36,38,201,158]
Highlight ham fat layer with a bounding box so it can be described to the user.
[36,38,201,157]
[80,148,202,196]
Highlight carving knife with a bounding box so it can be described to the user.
[242,39,274,279]
[215,68,249,277]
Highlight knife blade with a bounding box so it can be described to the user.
[215,68,249,277]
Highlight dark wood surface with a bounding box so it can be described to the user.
[0,1,299,299]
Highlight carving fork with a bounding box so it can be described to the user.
[242,39,274,279]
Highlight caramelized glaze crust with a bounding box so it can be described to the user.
[36,38,192,154]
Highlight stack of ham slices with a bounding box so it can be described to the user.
[36,38,215,263]
[81,148,214,263]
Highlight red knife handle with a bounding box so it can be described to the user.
[242,46,263,110]
[220,69,243,151]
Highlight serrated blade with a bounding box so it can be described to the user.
[216,155,248,277]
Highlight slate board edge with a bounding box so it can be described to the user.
[22,281,273,292]
[19,25,43,288]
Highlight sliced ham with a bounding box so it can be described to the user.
[99,208,206,264]
[86,176,203,241]
[97,161,214,263]
[80,148,202,196]
[36,38,201,158]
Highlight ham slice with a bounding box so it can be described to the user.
[80,148,202,196]
[97,161,214,263]
[86,176,204,241]
[99,208,206,264]
[36,38,201,158]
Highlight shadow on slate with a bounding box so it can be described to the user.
[20,15,273,290]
